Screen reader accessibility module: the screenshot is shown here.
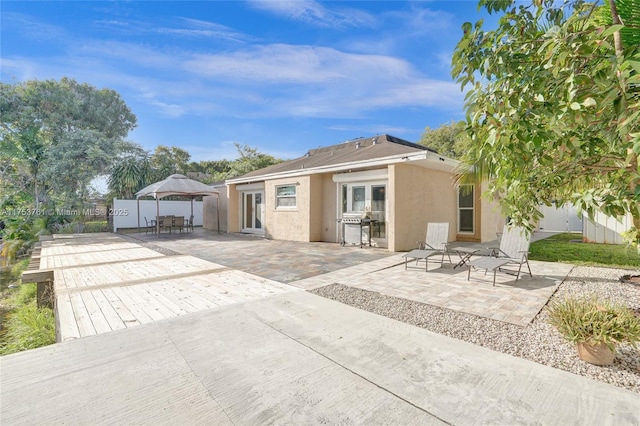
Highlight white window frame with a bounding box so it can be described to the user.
[275,184,297,209]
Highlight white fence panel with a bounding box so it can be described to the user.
[112,199,204,231]
[538,203,583,232]
[583,211,631,245]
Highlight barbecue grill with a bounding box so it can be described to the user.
[338,213,373,247]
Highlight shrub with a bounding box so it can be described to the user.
[547,296,640,351]
[0,283,56,355]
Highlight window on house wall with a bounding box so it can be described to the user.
[341,184,347,214]
[352,186,365,212]
[458,185,474,233]
[276,185,296,208]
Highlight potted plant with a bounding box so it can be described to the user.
[547,296,640,365]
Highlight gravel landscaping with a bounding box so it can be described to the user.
[310,265,640,394]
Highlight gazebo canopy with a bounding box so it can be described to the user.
[134,174,219,236]
[135,174,219,199]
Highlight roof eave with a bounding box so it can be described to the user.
[225,152,459,185]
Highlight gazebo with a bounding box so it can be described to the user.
[134,174,220,236]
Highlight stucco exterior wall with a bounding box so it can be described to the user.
[264,176,311,242]
[321,174,338,243]
[389,164,457,252]
[479,181,505,242]
[308,174,323,241]
[226,183,240,233]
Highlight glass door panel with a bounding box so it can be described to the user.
[371,185,386,238]
[242,191,264,232]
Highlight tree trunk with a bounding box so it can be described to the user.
[609,0,624,56]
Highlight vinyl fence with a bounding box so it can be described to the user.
[583,211,632,245]
[112,199,204,232]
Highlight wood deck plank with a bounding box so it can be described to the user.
[91,290,127,332]
[152,282,212,313]
[80,290,113,334]
[56,293,80,341]
[110,286,156,324]
[69,292,97,338]
[139,283,190,316]
[101,288,140,327]
[136,284,180,319]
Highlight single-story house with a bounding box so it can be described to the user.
[221,134,504,252]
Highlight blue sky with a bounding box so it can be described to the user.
[1,1,491,163]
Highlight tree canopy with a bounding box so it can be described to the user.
[451,0,640,244]
[418,121,472,159]
[1,78,137,211]
[107,143,283,200]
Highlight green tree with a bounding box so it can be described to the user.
[226,143,282,179]
[108,153,154,200]
[451,0,640,245]
[150,145,191,179]
[418,121,472,159]
[0,78,137,211]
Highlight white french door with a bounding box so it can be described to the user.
[242,191,264,233]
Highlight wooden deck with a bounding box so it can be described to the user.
[41,234,297,341]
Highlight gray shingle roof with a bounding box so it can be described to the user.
[232,134,435,180]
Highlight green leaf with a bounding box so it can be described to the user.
[601,24,625,38]
[628,59,640,74]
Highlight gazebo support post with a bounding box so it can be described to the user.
[156,197,160,237]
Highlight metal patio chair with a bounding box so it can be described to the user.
[402,222,452,271]
[467,225,533,286]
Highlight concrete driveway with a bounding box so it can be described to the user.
[2,290,638,425]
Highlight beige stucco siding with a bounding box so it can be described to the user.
[479,181,505,241]
[389,164,457,252]
[308,174,323,241]
[321,174,338,243]
[226,184,240,233]
[264,176,311,242]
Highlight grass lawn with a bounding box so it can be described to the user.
[529,233,640,269]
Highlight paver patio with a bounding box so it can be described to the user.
[328,256,573,325]
[130,229,574,327]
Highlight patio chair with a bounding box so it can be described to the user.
[173,216,184,233]
[402,222,452,271]
[143,216,155,235]
[157,216,170,234]
[467,225,533,286]
[164,215,175,234]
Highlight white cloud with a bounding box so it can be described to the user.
[183,44,413,85]
[247,0,375,28]
[1,12,68,41]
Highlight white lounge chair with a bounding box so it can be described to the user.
[467,225,533,286]
[403,222,451,271]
